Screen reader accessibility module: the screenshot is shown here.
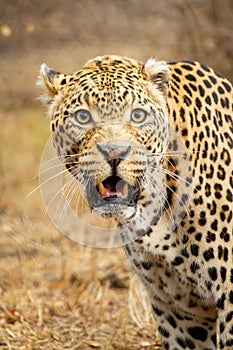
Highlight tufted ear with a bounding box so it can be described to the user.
[37,63,65,105]
[143,58,170,97]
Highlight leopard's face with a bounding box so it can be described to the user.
[39,56,170,224]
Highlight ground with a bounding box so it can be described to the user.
[0,1,232,349]
[0,213,158,349]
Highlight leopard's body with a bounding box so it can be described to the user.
[39,55,233,349]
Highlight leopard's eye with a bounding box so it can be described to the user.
[131,108,148,124]
[73,110,92,125]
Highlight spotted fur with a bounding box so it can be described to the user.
[39,55,233,349]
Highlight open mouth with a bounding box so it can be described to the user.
[98,176,128,199]
[87,176,139,208]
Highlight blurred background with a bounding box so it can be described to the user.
[1,0,232,110]
[0,1,232,348]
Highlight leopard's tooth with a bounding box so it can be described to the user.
[121,183,128,197]
[98,182,107,196]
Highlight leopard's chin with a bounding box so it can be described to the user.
[93,204,136,222]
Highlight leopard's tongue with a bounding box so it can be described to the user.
[98,177,128,198]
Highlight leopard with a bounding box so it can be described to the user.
[38,55,233,349]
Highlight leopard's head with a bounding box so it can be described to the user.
[38,55,171,228]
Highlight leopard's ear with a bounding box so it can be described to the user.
[142,58,170,97]
[37,63,65,105]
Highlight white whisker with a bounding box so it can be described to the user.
[146,149,202,158]
[149,164,191,214]
[44,173,76,215]
[26,163,79,198]
[145,173,176,228]
[41,153,81,165]
[57,176,80,226]
[154,165,198,195]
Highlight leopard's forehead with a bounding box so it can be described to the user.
[61,55,151,112]
[39,55,170,122]
[82,55,142,82]
[84,55,140,72]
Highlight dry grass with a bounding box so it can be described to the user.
[0,215,160,349]
[0,107,160,349]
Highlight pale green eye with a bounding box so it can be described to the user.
[131,108,148,124]
[74,110,92,125]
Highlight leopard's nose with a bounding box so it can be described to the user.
[97,143,131,163]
